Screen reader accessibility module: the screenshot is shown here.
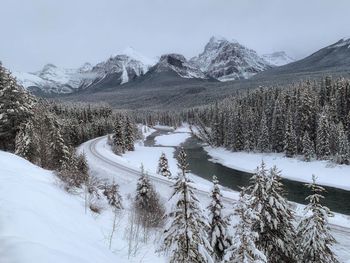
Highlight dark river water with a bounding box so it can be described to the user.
[145,131,350,215]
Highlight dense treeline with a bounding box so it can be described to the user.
[0,62,136,180]
[188,77,350,164]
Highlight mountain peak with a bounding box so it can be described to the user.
[262,51,295,66]
[329,37,350,49]
[191,36,271,81]
[120,46,156,67]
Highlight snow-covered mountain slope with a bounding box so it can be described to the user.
[190,36,272,81]
[262,51,295,66]
[14,48,156,95]
[13,63,97,94]
[151,53,207,79]
[254,37,350,80]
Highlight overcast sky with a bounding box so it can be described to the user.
[1,0,349,72]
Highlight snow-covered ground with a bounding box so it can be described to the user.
[0,151,146,263]
[1,124,350,262]
[154,132,191,147]
[204,147,350,191]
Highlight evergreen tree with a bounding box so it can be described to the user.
[335,122,350,164]
[296,175,339,263]
[135,165,164,227]
[0,63,35,151]
[302,131,315,162]
[208,176,229,262]
[124,115,135,151]
[157,152,172,178]
[271,98,285,152]
[15,119,38,162]
[162,148,213,263]
[257,112,270,152]
[103,180,123,210]
[113,117,125,155]
[316,108,331,159]
[49,116,71,170]
[284,112,297,158]
[224,190,266,263]
[247,162,297,263]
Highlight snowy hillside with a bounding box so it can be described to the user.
[262,51,295,66]
[0,150,166,263]
[190,36,272,81]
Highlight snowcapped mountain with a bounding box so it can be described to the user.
[14,47,156,95]
[190,36,272,81]
[151,54,207,79]
[262,51,295,66]
[14,63,97,94]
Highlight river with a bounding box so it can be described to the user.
[145,130,350,215]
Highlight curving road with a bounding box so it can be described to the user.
[82,135,350,260]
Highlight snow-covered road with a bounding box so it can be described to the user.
[81,135,350,262]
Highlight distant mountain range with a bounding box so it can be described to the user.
[13,36,294,95]
[11,36,350,110]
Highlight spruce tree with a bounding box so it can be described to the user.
[162,148,213,263]
[271,98,285,152]
[296,175,339,263]
[316,108,331,159]
[124,115,135,151]
[103,180,123,210]
[113,117,125,155]
[0,63,36,151]
[302,131,315,162]
[284,113,297,158]
[247,162,297,263]
[335,122,349,164]
[257,112,270,152]
[208,176,229,262]
[224,190,266,263]
[157,152,172,178]
[15,119,38,162]
[135,165,164,227]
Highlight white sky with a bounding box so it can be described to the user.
[1,0,349,72]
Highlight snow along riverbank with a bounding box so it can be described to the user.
[204,146,350,191]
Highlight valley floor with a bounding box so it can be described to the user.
[1,125,350,262]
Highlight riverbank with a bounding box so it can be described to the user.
[204,146,350,191]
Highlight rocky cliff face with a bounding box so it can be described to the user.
[190,36,272,81]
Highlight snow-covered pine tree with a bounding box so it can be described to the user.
[103,180,123,210]
[284,111,298,158]
[135,164,164,227]
[224,190,266,263]
[157,152,172,178]
[271,97,285,152]
[15,119,38,163]
[49,116,71,170]
[316,108,331,160]
[302,131,315,162]
[124,115,135,151]
[257,112,270,152]
[207,175,229,262]
[247,162,297,263]
[211,102,223,147]
[112,117,125,155]
[296,175,339,263]
[162,148,213,263]
[0,63,36,151]
[335,122,350,164]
